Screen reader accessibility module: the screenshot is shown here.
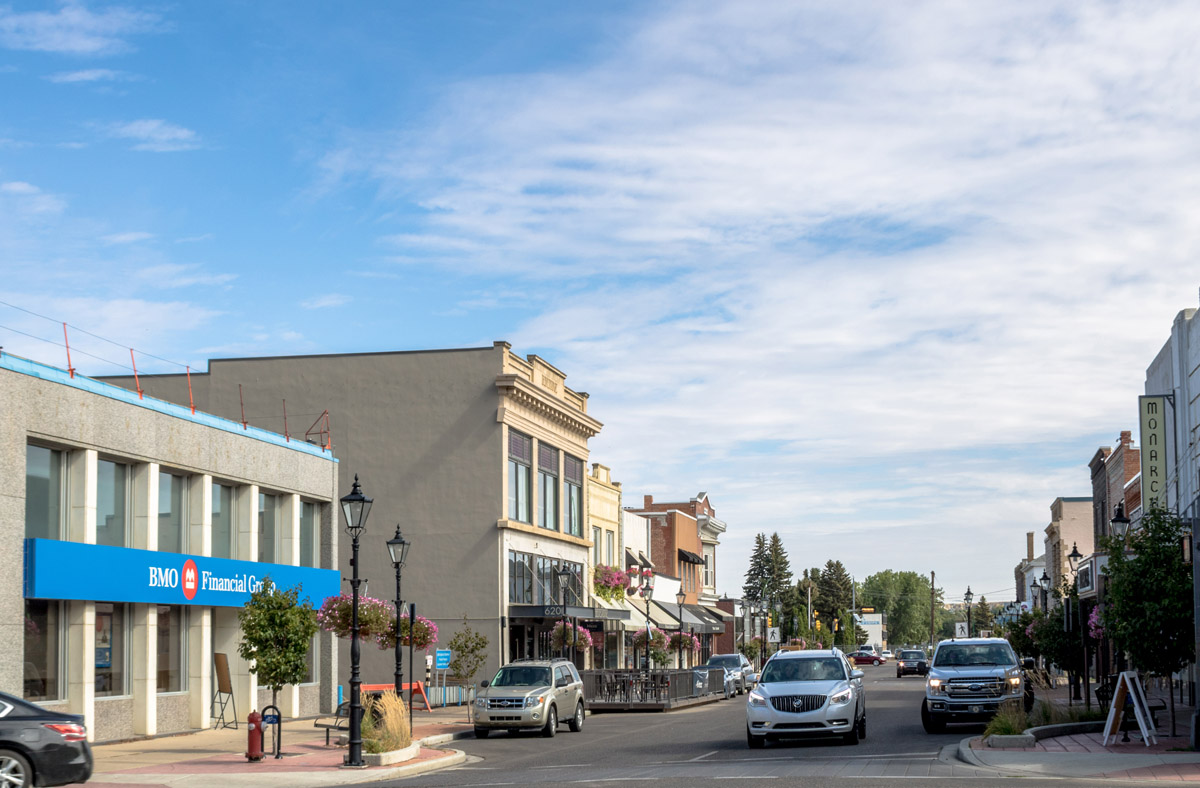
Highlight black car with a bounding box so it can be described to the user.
[0,691,92,786]
[895,649,929,677]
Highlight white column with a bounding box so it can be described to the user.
[188,607,212,729]
[67,600,95,741]
[67,449,97,544]
[131,463,159,551]
[237,485,258,562]
[189,474,212,557]
[132,604,157,735]
[279,494,301,718]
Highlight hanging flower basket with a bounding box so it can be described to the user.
[316,594,439,650]
[632,626,670,665]
[1088,606,1104,640]
[592,565,630,603]
[668,632,701,652]
[551,620,594,650]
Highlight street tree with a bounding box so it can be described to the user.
[742,533,771,608]
[1099,506,1195,733]
[816,560,853,623]
[860,570,934,646]
[767,533,793,603]
[973,595,995,635]
[237,577,319,713]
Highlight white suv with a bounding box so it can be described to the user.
[746,649,866,748]
[921,638,1024,733]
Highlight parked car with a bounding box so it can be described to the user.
[706,654,752,694]
[895,649,929,678]
[921,638,1025,733]
[746,649,867,748]
[473,658,585,738]
[0,690,92,786]
[881,650,895,661]
[849,651,883,666]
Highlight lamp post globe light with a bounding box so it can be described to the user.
[1110,503,1131,540]
[963,586,974,637]
[340,475,372,768]
[676,589,686,669]
[1030,579,1040,610]
[1039,570,1051,611]
[386,526,411,697]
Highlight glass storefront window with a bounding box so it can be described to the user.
[156,605,185,693]
[258,493,277,563]
[300,501,316,568]
[96,460,128,548]
[23,599,60,701]
[212,484,233,559]
[25,445,63,540]
[95,602,127,697]
[158,473,185,554]
[508,432,532,523]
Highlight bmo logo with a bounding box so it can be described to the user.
[148,559,200,601]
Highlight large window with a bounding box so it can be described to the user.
[509,551,534,604]
[509,552,582,605]
[95,602,128,698]
[592,527,602,564]
[538,444,558,530]
[606,531,615,566]
[704,552,713,588]
[23,599,61,701]
[211,484,233,559]
[25,445,63,540]
[507,432,532,523]
[300,501,317,568]
[156,605,185,693]
[158,472,186,554]
[258,493,277,563]
[564,456,583,537]
[96,460,128,548]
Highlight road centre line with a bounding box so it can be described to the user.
[531,763,593,769]
[688,749,719,761]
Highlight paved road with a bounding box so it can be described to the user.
[364,664,1151,786]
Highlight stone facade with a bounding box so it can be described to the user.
[1042,496,1093,600]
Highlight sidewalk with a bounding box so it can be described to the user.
[66,705,477,788]
[960,682,1200,781]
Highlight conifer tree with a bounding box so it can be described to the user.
[742,533,771,607]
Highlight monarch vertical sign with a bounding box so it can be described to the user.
[1139,395,1169,508]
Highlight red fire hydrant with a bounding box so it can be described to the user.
[246,710,263,762]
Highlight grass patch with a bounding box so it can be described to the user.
[1028,700,1105,727]
[361,690,412,754]
[983,701,1029,737]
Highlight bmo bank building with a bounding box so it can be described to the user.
[2,354,341,742]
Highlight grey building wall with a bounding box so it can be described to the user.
[103,346,509,682]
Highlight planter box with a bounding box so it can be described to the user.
[363,741,419,766]
[985,733,1036,748]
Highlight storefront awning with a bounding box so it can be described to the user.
[677,548,705,565]
[702,605,734,621]
[686,603,726,633]
[618,598,655,631]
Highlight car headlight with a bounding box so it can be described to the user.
[830,688,852,705]
[747,690,768,707]
[927,678,946,694]
[475,698,486,708]
[525,696,543,708]
[1009,677,1022,694]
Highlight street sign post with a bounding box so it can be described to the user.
[768,627,781,643]
[955,622,968,637]
[435,649,452,670]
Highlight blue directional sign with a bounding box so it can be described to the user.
[435,649,452,670]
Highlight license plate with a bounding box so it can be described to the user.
[969,705,981,713]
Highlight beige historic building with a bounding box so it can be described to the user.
[1043,496,1094,602]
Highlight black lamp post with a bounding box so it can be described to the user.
[1110,503,1131,541]
[1066,541,1085,704]
[340,475,372,768]
[1030,579,1040,611]
[676,589,686,669]
[386,526,411,697]
[963,586,974,637]
[556,565,573,661]
[639,571,654,669]
[1039,569,1051,611]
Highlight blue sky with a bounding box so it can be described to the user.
[4,1,1200,605]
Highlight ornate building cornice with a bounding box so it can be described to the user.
[495,373,603,440]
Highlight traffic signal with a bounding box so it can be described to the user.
[767,614,773,627]
[815,621,821,631]
[834,618,840,631]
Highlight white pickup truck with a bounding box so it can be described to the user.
[921,637,1031,733]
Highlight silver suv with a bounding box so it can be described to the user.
[473,659,585,738]
[746,649,866,748]
[921,638,1024,733]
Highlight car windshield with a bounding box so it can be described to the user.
[490,666,552,687]
[708,656,741,669]
[934,644,1015,667]
[900,651,926,660]
[760,657,846,683]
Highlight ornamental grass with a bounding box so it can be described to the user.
[361,690,412,753]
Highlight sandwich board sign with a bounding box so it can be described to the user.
[1102,670,1157,746]
[955,622,968,637]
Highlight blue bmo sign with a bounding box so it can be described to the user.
[24,539,340,608]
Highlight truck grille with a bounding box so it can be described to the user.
[947,679,1005,698]
[770,694,827,713]
[487,698,525,709]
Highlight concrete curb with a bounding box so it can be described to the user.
[1026,720,1105,740]
[362,748,467,782]
[956,736,991,769]
[984,733,1036,748]
[418,730,476,746]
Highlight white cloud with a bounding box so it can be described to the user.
[300,294,351,309]
[0,3,164,56]
[101,231,152,244]
[134,263,236,288]
[108,119,199,152]
[47,68,124,83]
[318,1,1200,597]
[0,180,65,214]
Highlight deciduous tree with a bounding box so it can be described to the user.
[238,577,319,713]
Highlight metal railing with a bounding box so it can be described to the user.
[581,668,724,704]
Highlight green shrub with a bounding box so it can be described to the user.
[983,701,1028,737]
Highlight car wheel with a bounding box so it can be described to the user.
[568,702,584,732]
[473,727,490,739]
[542,705,557,737]
[857,714,867,740]
[843,721,860,745]
[896,671,902,679]
[921,699,946,734]
[0,749,32,787]
[873,659,880,666]
[747,727,765,749]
